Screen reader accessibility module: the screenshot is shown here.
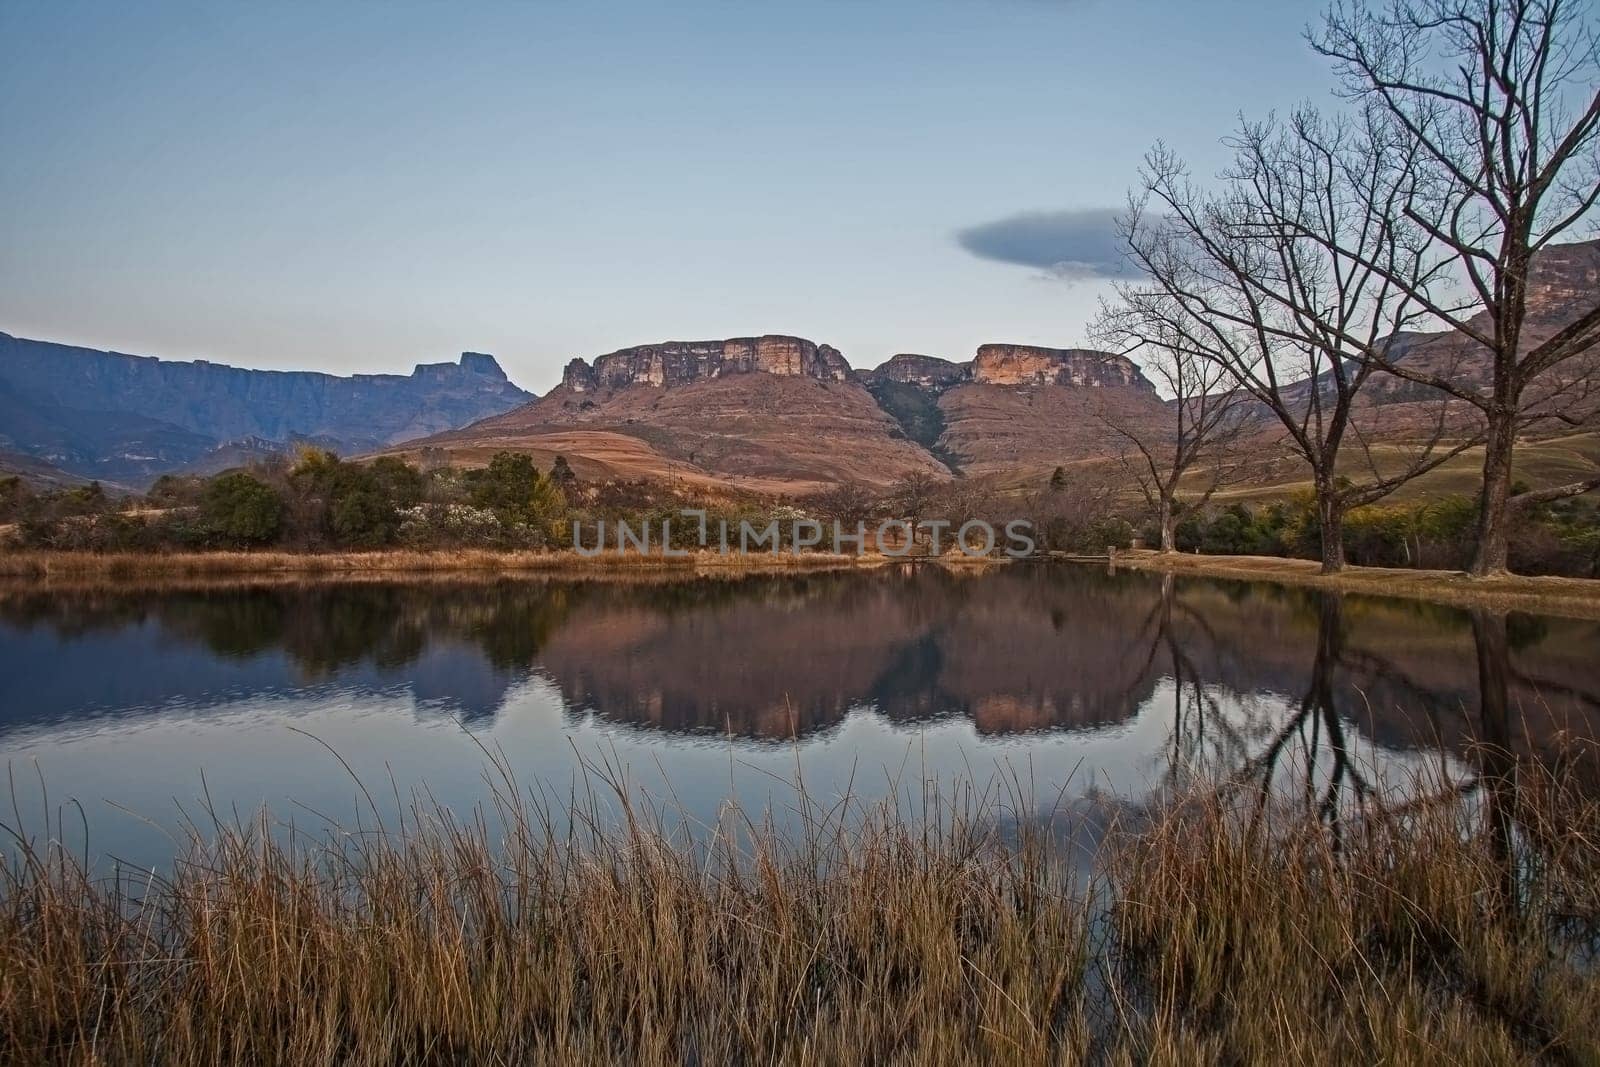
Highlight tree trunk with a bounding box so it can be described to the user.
[1157,494,1176,553]
[1317,485,1346,575]
[1469,608,1518,914]
[1469,410,1516,577]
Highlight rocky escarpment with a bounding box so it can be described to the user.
[970,345,1155,390]
[420,334,950,490]
[0,333,533,485]
[867,354,968,388]
[857,344,1163,476]
[562,335,851,392]
[1279,237,1600,432]
[860,346,1155,393]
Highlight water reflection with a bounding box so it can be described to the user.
[1,565,1597,874]
[3,568,1598,759]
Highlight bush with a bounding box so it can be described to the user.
[467,452,568,546]
[200,472,285,547]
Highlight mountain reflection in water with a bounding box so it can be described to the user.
[2,564,1597,871]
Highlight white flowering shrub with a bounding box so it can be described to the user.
[397,503,504,547]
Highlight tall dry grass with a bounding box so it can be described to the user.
[2,749,1597,1064]
[0,758,1090,1065]
[1107,752,1600,1064]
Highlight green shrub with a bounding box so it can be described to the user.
[200,472,285,547]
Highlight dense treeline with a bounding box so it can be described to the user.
[0,450,574,553]
[5,453,1596,575]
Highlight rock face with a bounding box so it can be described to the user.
[0,333,533,485]
[417,336,1171,488]
[562,335,851,392]
[971,345,1154,389]
[1280,236,1600,431]
[858,344,1165,477]
[413,335,950,491]
[868,354,967,388]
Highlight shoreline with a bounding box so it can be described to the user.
[5,547,1599,619]
[1110,549,1600,620]
[0,547,1011,586]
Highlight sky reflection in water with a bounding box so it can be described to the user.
[2,564,1596,873]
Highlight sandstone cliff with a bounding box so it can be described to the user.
[971,345,1155,390]
[562,335,851,392]
[860,346,1153,392]
[0,333,533,485]
[410,335,949,491]
[859,344,1165,478]
[413,336,1171,489]
[866,354,967,388]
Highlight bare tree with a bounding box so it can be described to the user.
[806,482,877,528]
[1020,463,1124,553]
[1091,306,1252,553]
[1122,108,1477,573]
[1308,0,1600,575]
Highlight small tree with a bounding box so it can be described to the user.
[0,475,31,523]
[201,472,284,547]
[550,455,578,493]
[1092,306,1251,552]
[808,482,877,529]
[469,452,568,544]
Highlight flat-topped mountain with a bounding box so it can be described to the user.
[562,335,851,392]
[0,333,533,485]
[860,345,1165,478]
[406,335,949,492]
[970,345,1155,389]
[396,338,1166,490]
[869,354,968,388]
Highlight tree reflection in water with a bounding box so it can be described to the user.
[2,569,1597,813]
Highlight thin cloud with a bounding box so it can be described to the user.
[955,208,1128,281]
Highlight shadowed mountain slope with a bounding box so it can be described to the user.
[0,333,532,486]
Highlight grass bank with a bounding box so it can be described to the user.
[1112,549,1600,620]
[3,757,1596,1064]
[0,548,895,583]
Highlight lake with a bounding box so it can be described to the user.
[3,563,1597,874]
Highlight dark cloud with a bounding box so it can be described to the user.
[955,208,1127,281]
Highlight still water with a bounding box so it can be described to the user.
[2,564,1596,872]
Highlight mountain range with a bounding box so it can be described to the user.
[0,335,532,486]
[388,338,1167,492]
[3,236,1595,494]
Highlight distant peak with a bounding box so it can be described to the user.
[458,352,506,378]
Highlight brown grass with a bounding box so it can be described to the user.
[1111,549,1600,620]
[1109,758,1600,1063]
[0,548,894,584]
[1208,430,1600,505]
[2,763,1091,1064]
[2,752,1596,1064]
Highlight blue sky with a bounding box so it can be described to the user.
[0,0,1336,388]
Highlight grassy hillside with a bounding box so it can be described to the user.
[1208,431,1600,504]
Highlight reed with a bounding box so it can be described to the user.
[1106,752,1600,1063]
[0,760,1090,1064]
[2,750,1596,1064]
